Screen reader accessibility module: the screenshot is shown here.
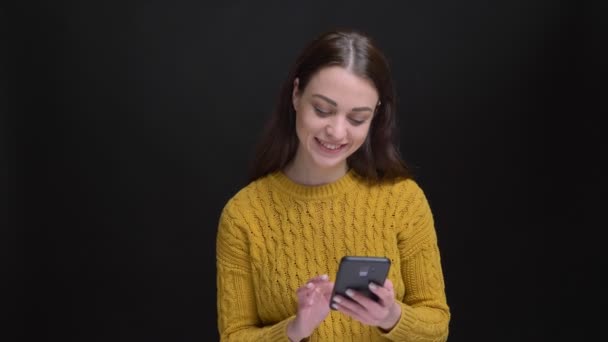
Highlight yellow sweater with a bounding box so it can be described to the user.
[216,170,450,341]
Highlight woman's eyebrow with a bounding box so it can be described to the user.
[312,94,337,106]
[351,106,373,113]
[312,94,374,112]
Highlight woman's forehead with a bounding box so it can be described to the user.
[304,66,379,106]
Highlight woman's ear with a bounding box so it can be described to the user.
[292,78,300,110]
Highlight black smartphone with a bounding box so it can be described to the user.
[330,256,391,309]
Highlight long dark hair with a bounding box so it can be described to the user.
[249,29,410,183]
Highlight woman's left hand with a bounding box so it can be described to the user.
[331,278,401,331]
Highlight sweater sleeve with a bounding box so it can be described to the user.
[216,202,294,342]
[379,182,450,341]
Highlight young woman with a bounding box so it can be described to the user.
[216,29,450,341]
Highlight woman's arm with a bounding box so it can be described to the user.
[380,182,450,341]
[216,204,294,341]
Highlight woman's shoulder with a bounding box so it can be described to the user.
[367,175,425,195]
[221,173,275,213]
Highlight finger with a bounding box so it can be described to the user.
[383,278,394,291]
[296,283,312,294]
[301,275,331,297]
[316,281,334,295]
[296,285,315,301]
[343,288,381,311]
[305,286,327,306]
[297,275,329,292]
[331,295,368,319]
[312,287,324,301]
[307,288,320,305]
[297,290,316,306]
[296,275,331,303]
[307,274,330,285]
[296,287,307,300]
[296,280,317,297]
[368,282,393,305]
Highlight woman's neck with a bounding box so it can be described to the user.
[284,153,348,186]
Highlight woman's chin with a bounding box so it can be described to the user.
[310,156,348,171]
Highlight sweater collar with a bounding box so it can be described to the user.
[269,168,360,200]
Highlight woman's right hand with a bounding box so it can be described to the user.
[287,274,334,342]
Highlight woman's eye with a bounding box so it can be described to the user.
[314,106,331,116]
[349,118,365,126]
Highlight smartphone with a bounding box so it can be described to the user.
[330,256,391,309]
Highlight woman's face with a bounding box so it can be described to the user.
[292,66,379,172]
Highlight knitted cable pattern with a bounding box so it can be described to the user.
[216,170,450,341]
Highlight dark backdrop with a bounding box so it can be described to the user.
[6,1,606,341]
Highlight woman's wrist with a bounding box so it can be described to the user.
[286,319,306,342]
[379,302,402,331]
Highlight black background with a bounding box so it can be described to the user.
[4,1,607,341]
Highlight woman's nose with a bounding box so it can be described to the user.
[325,117,346,140]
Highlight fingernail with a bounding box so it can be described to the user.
[331,303,339,309]
[369,283,377,290]
[306,282,313,288]
[333,296,342,303]
[321,274,329,280]
[345,289,354,297]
